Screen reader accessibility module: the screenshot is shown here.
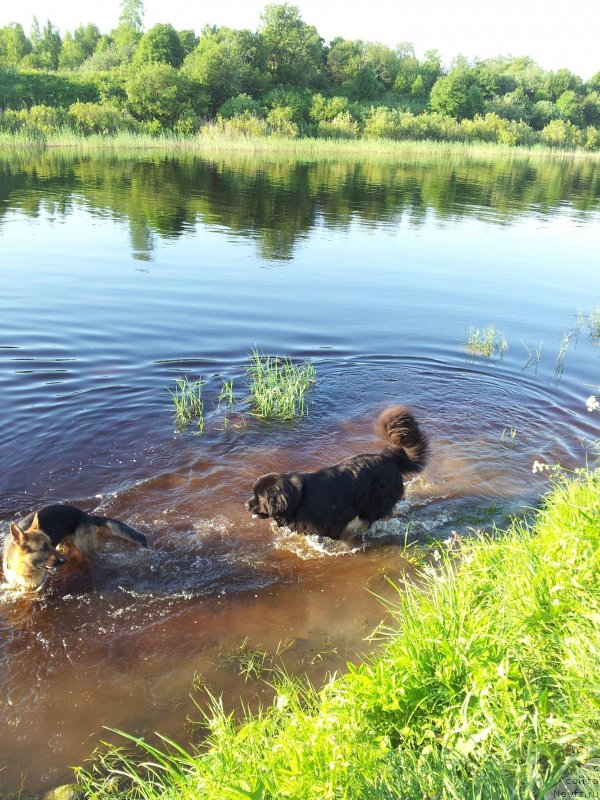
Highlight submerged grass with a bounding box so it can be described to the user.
[77,469,600,799]
[467,324,508,357]
[246,348,316,419]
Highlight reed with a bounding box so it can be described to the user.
[589,306,600,339]
[1,129,599,161]
[76,469,600,799]
[466,324,508,357]
[246,348,316,419]
[168,376,204,432]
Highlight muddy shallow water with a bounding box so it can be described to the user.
[0,152,599,794]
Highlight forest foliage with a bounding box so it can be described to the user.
[1,1,600,149]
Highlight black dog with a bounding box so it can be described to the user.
[246,406,429,539]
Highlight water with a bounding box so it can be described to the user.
[0,150,599,794]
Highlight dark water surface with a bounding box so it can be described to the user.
[0,151,599,794]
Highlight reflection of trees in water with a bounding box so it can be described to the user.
[0,152,598,259]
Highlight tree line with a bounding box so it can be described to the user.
[1,1,599,149]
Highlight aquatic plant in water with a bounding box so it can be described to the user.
[466,325,508,357]
[246,348,316,419]
[589,306,600,339]
[169,376,204,432]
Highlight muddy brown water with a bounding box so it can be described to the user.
[0,152,599,794]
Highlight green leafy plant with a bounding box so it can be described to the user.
[466,324,508,357]
[246,348,316,419]
[169,376,204,431]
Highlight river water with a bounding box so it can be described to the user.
[0,150,599,794]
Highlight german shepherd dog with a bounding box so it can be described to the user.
[246,406,429,540]
[2,504,147,592]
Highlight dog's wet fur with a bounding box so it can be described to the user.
[246,406,429,539]
[2,504,147,592]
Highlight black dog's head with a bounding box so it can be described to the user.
[246,473,303,526]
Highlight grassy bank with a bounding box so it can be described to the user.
[2,129,600,161]
[77,468,600,799]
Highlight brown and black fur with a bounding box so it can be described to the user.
[2,504,147,592]
[246,406,429,540]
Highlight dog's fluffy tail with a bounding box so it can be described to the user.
[377,406,429,473]
[91,516,148,547]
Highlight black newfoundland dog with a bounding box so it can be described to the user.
[246,406,429,539]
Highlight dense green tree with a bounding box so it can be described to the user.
[429,69,484,119]
[133,23,184,67]
[177,29,198,59]
[112,0,144,52]
[546,68,583,101]
[556,89,584,126]
[23,18,62,70]
[258,4,325,87]
[362,42,399,89]
[126,62,207,124]
[326,38,363,86]
[59,32,87,70]
[0,23,31,68]
[182,26,264,111]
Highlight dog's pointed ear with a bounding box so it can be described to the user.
[10,523,26,543]
[29,512,40,531]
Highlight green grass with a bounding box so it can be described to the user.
[168,376,204,432]
[2,129,600,161]
[246,348,316,419]
[76,468,600,799]
[466,324,509,357]
[589,306,600,339]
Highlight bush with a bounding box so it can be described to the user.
[125,63,208,125]
[266,106,299,137]
[584,125,600,150]
[218,93,264,120]
[363,106,403,139]
[540,118,584,149]
[68,101,137,134]
[317,110,360,139]
[202,113,269,138]
[0,69,98,109]
[16,104,69,133]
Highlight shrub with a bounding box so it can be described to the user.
[363,106,402,139]
[201,113,269,138]
[266,106,299,137]
[218,93,264,120]
[317,110,360,139]
[68,101,137,134]
[16,104,69,133]
[540,118,584,149]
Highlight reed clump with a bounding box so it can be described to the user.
[169,376,204,432]
[246,348,316,420]
[76,468,600,799]
[467,324,508,357]
[589,305,600,339]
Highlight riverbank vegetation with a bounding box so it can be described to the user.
[1,2,600,151]
[75,467,600,798]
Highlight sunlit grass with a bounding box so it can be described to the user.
[1,129,599,161]
[466,324,508,357]
[76,469,600,799]
[169,376,204,432]
[246,348,316,419]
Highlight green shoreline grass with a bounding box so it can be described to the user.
[76,468,600,799]
[2,129,600,161]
